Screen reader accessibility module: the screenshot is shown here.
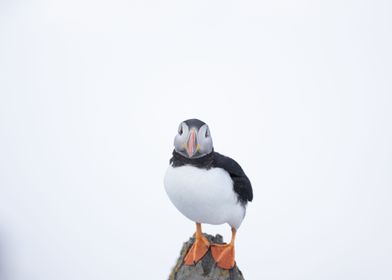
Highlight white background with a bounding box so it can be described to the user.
[0,0,391,279]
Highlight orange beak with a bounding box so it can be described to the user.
[186,129,197,157]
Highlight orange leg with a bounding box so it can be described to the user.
[211,227,236,269]
[184,223,210,265]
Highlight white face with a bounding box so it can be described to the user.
[174,121,213,158]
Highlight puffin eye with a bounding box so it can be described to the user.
[205,128,209,138]
[178,125,183,135]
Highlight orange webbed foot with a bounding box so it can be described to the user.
[184,233,210,265]
[211,243,235,269]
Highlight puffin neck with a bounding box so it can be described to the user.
[171,149,215,169]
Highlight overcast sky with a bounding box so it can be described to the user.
[0,0,391,279]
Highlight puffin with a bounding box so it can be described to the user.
[164,118,253,269]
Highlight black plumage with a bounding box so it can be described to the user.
[184,118,206,129]
[170,150,253,204]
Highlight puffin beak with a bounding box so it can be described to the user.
[186,129,197,157]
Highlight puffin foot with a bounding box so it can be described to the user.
[184,234,210,265]
[211,243,235,269]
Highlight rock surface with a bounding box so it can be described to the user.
[168,234,245,280]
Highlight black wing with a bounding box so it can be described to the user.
[212,152,253,204]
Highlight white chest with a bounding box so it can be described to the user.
[164,165,245,229]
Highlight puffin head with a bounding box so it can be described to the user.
[174,118,213,158]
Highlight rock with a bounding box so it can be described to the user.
[168,234,245,280]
